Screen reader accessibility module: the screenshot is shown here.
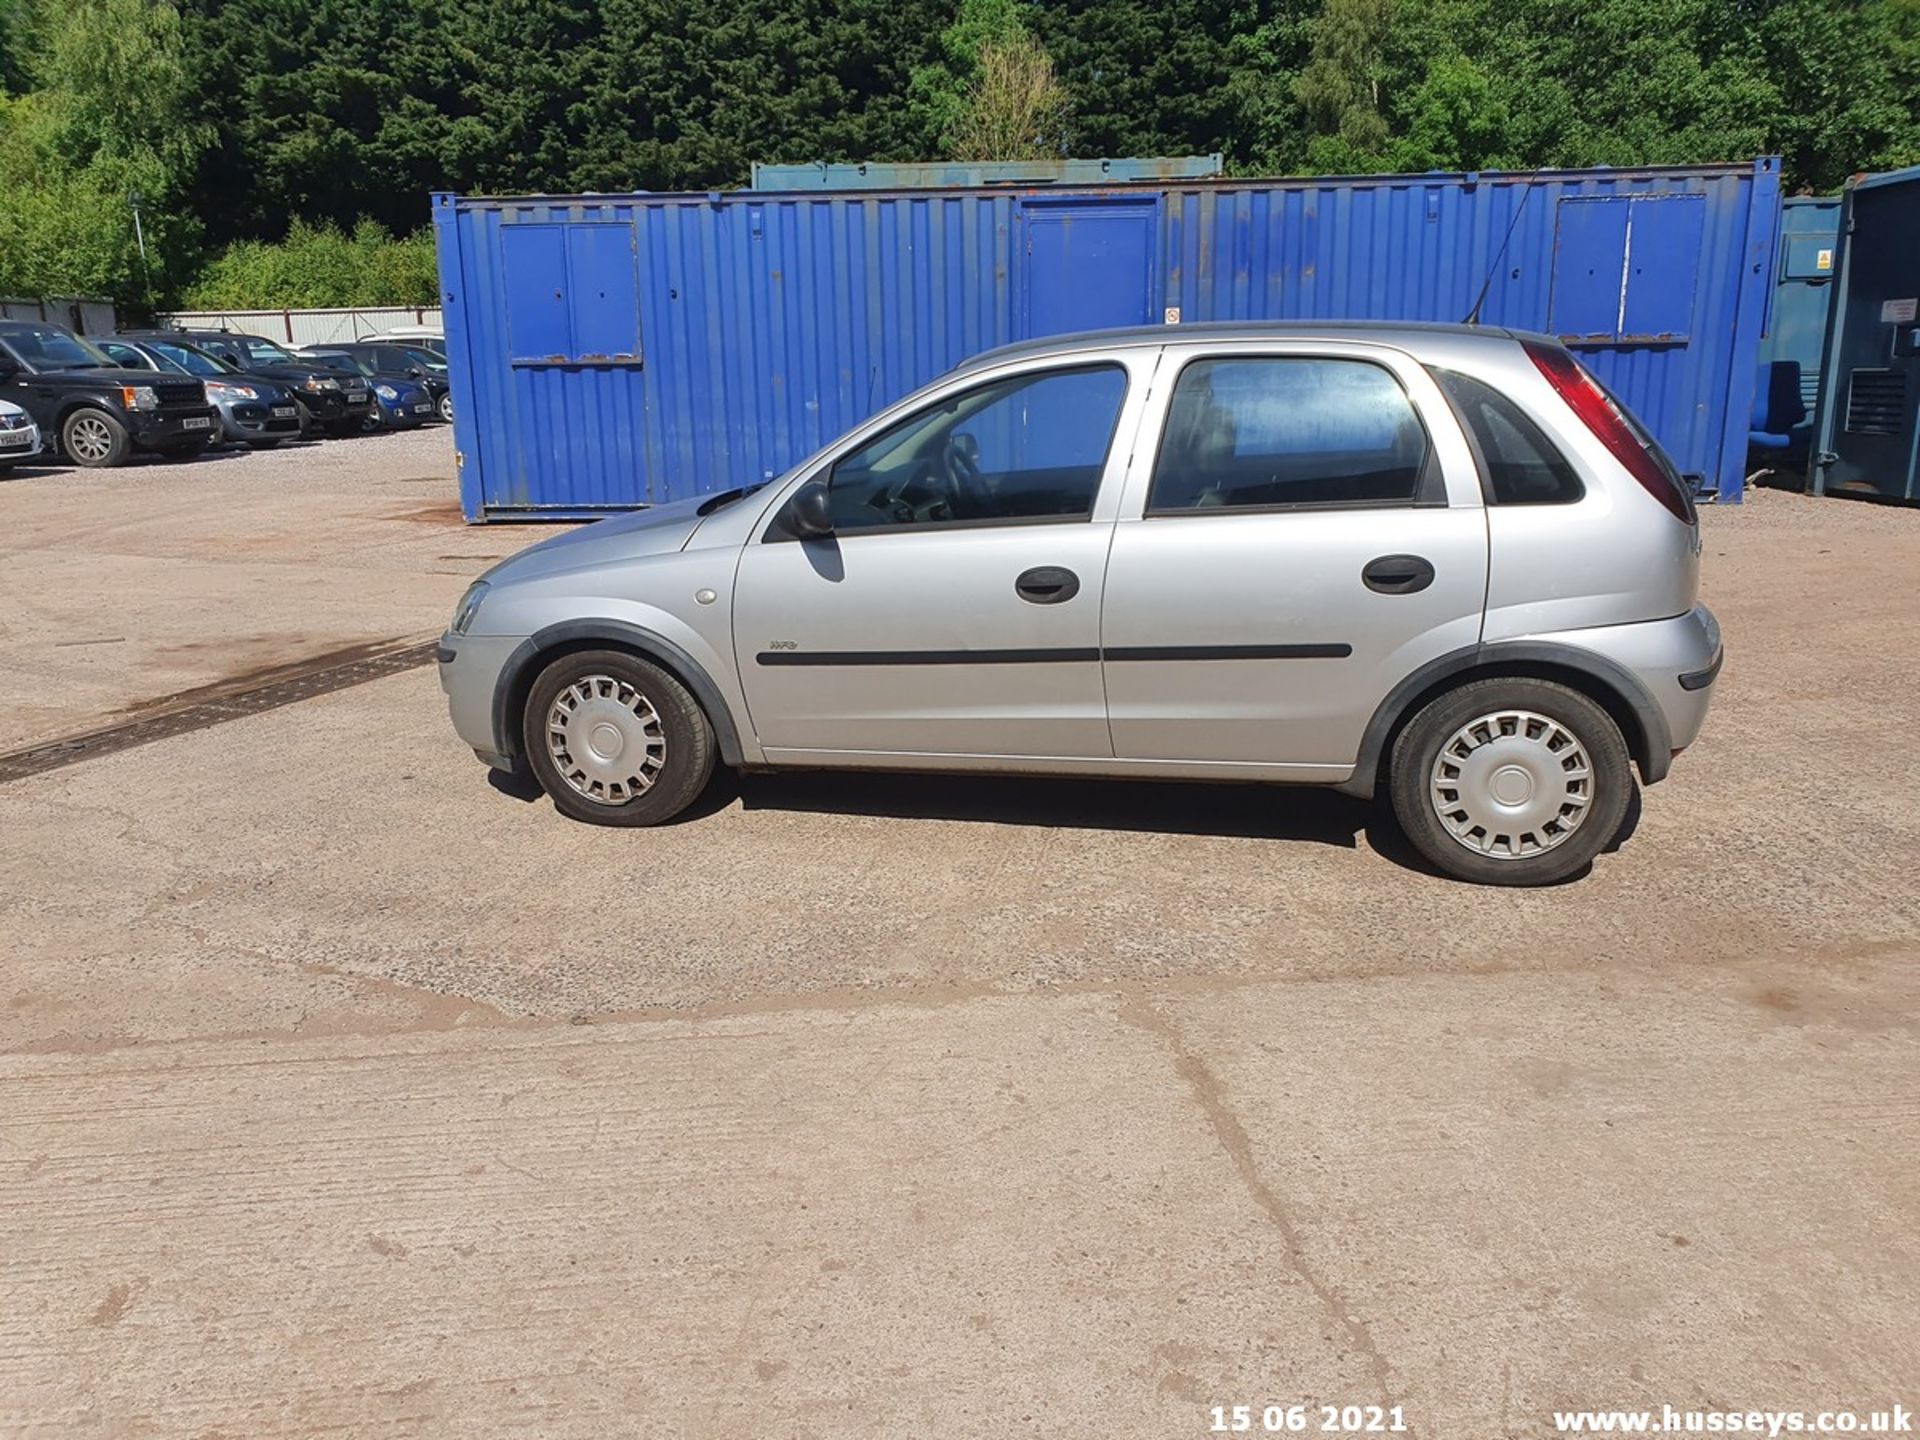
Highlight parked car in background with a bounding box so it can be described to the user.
[437,321,1723,887]
[161,329,370,437]
[0,397,41,468]
[366,326,445,358]
[98,336,302,450]
[0,320,216,467]
[302,351,435,431]
[302,342,451,422]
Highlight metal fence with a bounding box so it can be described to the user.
[155,305,444,347]
[1,296,117,335]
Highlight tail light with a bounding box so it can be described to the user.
[1523,339,1696,524]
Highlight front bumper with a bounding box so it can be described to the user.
[437,630,525,770]
[0,423,41,463]
[222,399,303,438]
[129,407,219,448]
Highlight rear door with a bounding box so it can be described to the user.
[733,352,1154,761]
[1100,342,1488,774]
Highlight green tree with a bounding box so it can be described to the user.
[0,0,205,307]
[1294,0,1393,171]
[947,29,1070,160]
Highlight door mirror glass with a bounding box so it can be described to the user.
[781,478,834,539]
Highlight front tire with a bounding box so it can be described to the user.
[1389,677,1633,886]
[61,408,130,468]
[522,650,716,826]
[437,393,454,423]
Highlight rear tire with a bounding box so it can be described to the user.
[1389,677,1633,886]
[522,649,716,827]
[60,408,130,468]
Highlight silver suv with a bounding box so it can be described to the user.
[438,323,1722,886]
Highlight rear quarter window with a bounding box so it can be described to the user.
[1435,369,1585,505]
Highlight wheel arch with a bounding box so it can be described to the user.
[490,620,745,769]
[1339,641,1674,800]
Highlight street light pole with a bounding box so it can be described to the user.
[128,190,153,310]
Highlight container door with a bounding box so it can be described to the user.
[1020,198,1157,339]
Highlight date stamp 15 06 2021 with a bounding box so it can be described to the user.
[1210,1404,1411,1434]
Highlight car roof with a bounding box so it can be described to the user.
[951,319,1539,374]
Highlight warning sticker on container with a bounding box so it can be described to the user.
[1816,247,1834,271]
[1163,307,1181,325]
[1881,297,1918,324]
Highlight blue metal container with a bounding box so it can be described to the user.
[750,156,1225,190]
[434,159,1779,521]
[1750,196,1840,468]
[1809,165,1920,503]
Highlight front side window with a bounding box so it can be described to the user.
[149,341,233,377]
[1149,357,1431,512]
[96,342,152,370]
[240,338,297,366]
[826,364,1128,532]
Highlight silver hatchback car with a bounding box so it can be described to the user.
[438,322,1722,886]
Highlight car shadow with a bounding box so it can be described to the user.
[734,768,1376,849]
[491,761,1644,882]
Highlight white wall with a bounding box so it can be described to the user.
[155,306,444,346]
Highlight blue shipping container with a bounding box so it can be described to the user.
[1750,195,1840,466]
[434,159,1780,521]
[1809,164,1920,503]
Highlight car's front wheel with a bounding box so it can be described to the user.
[1389,677,1633,886]
[61,408,130,467]
[522,649,716,826]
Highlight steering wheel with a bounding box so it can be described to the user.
[943,432,984,517]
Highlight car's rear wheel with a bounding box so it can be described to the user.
[1389,677,1633,886]
[61,408,130,468]
[523,649,716,826]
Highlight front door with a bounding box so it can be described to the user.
[1100,345,1490,773]
[1021,198,1157,339]
[734,358,1146,760]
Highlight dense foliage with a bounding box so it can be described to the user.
[1,0,1917,310]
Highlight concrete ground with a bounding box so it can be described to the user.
[1,433,1916,1437]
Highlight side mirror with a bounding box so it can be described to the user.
[407,366,424,378]
[782,478,834,540]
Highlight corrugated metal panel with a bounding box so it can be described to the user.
[437,160,1777,521]
[751,156,1224,190]
[1809,165,1920,502]
[156,305,444,346]
[2,295,117,335]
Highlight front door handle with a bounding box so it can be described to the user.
[1361,554,1436,594]
[1014,566,1081,605]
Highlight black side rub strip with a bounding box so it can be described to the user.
[1104,643,1353,662]
[757,647,1102,666]
[755,644,1351,666]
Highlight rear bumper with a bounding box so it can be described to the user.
[1538,604,1723,760]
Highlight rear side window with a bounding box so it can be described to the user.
[1436,369,1585,505]
[1149,357,1431,512]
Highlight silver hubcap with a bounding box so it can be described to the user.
[1429,709,1593,860]
[68,416,112,461]
[545,674,666,804]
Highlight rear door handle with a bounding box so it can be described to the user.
[1014,566,1081,605]
[1361,554,1436,594]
